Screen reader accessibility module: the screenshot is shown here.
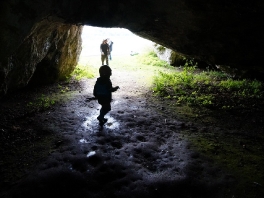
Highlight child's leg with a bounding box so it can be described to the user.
[98,103,111,120]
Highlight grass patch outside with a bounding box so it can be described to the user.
[136,50,171,67]
[77,49,177,87]
[70,64,96,80]
[77,50,264,111]
[152,65,264,109]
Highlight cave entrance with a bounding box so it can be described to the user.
[79,25,154,65]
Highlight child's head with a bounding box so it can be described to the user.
[99,65,112,78]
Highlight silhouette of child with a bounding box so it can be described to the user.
[93,65,119,125]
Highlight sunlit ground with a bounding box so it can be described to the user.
[79,26,154,65]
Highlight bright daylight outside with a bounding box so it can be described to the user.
[78,26,154,65]
[75,25,173,89]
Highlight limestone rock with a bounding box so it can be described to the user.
[29,21,83,85]
[0,18,82,94]
[153,44,185,66]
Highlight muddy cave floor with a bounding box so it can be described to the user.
[0,69,264,198]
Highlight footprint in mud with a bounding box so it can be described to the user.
[136,135,146,142]
[111,141,122,149]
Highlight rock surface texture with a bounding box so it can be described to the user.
[153,44,186,66]
[1,0,264,94]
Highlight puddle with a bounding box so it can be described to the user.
[79,138,89,143]
[82,115,120,131]
[103,116,120,129]
[87,151,96,157]
[112,100,119,105]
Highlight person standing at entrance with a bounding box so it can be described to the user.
[107,38,113,60]
[100,39,109,65]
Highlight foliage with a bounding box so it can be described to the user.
[71,64,95,80]
[156,45,166,52]
[57,84,70,93]
[218,79,262,97]
[153,64,264,109]
[137,50,170,67]
[27,94,56,111]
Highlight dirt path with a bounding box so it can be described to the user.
[1,61,239,198]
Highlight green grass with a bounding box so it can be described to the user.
[27,94,56,111]
[77,49,264,111]
[136,50,171,67]
[218,79,263,97]
[70,64,96,80]
[77,49,177,87]
[153,65,264,109]
[77,50,264,110]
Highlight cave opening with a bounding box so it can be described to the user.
[79,25,154,65]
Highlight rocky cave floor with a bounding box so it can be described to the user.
[0,69,264,198]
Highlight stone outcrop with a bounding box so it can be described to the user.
[28,20,83,86]
[1,0,264,94]
[153,44,186,66]
[0,16,82,94]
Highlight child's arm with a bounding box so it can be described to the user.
[110,86,119,92]
[108,80,119,92]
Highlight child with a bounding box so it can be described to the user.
[93,65,119,125]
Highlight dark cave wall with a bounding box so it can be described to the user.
[1,0,264,94]
[0,17,82,93]
[29,20,83,86]
[0,1,83,94]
